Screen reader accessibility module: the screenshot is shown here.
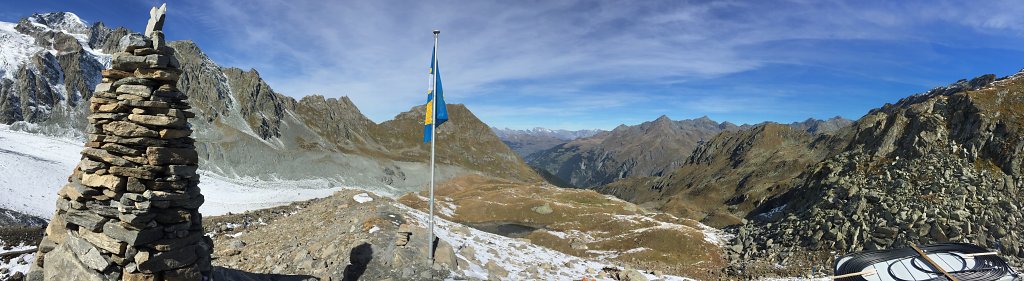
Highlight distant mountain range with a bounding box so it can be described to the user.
[598,122,843,227]
[0,12,539,194]
[490,127,603,156]
[524,115,852,188]
[492,127,604,141]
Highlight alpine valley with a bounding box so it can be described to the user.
[1,10,1023,281]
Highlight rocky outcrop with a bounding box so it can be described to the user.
[727,73,1024,276]
[27,10,212,280]
[293,95,379,153]
[220,68,290,140]
[528,116,739,187]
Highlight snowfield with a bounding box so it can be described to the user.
[0,127,81,218]
[0,240,35,280]
[0,126,347,219]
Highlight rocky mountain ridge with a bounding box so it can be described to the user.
[527,115,852,189]
[0,12,540,195]
[726,73,1024,277]
[784,116,853,135]
[598,122,844,228]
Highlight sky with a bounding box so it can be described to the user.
[3,0,1024,130]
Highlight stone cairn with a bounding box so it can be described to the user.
[28,4,213,281]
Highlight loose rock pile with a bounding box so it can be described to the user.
[725,73,1024,277]
[27,4,213,281]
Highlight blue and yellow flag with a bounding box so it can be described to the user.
[423,43,448,143]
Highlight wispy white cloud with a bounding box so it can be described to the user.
[177,0,1024,129]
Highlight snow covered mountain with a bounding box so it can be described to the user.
[0,12,539,197]
[491,126,605,157]
[491,127,604,141]
[0,12,112,137]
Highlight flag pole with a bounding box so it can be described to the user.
[428,29,440,263]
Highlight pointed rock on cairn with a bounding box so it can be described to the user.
[27,4,213,281]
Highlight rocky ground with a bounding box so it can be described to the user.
[0,226,43,281]
[725,74,1024,278]
[0,207,44,281]
[399,175,727,280]
[205,188,694,280]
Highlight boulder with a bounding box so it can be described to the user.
[81,173,127,191]
[101,143,144,156]
[485,260,508,280]
[82,148,134,167]
[129,114,185,127]
[103,121,159,138]
[135,68,180,81]
[118,34,151,52]
[116,85,153,98]
[146,147,198,165]
[110,166,161,180]
[42,245,106,281]
[138,245,198,273]
[64,209,109,232]
[531,203,553,214]
[80,228,128,256]
[66,234,111,271]
[432,239,457,270]
[103,222,164,246]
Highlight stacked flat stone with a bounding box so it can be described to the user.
[28,4,212,281]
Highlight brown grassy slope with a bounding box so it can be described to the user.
[598,123,843,228]
[370,104,542,183]
[399,175,726,279]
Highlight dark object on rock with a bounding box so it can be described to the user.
[832,243,1014,281]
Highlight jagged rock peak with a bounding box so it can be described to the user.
[875,73,998,114]
[23,12,90,34]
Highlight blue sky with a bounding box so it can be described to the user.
[4,1,1024,130]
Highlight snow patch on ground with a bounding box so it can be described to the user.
[0,127,350,219]
[197,171,348,216]
[700,223,732,246]
[0,240,35,279]
[400,204,695,281]
[353,193,374,203]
